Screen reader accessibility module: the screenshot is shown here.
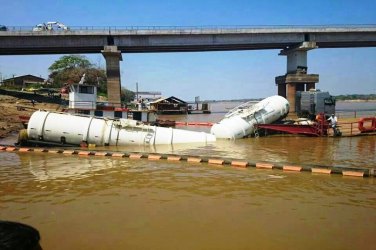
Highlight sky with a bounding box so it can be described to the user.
[0,0,375,101]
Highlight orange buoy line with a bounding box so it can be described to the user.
[0,145,374,178]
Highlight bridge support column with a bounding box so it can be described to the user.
[278,83,286,98]
[275,42,319,113]
[102,46,122,107]
[287,83,296,112]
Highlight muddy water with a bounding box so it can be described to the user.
[1,102,376,249]
[1,136,375,250]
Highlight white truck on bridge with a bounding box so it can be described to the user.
[32,22,69,31]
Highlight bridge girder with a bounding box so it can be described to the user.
[1,27,376,55]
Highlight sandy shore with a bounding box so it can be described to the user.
[338,99,376,103]
[0,94,61,138]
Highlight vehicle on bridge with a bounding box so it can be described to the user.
[32,22,69,31]
[0,25,8,31]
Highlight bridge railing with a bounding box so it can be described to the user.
[336,109,376,119]
[2,24,376,34]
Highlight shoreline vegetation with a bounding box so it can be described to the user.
[335,94,376,101]
[204,94,376,103]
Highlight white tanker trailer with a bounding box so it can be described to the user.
[25,110,216,146]
[211,95,290,139]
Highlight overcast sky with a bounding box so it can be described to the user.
[0,0,375,101]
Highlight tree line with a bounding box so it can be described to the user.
[335,94,376,101]
[48,55,134,103]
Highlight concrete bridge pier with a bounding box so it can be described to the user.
[102,46,123,107]
[275,42,319,112]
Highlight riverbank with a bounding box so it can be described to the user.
[0,94,60,138]
[338,99,376,103]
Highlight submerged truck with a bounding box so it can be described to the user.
[296,89,335,117]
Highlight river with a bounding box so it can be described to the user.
[0,101,375,249]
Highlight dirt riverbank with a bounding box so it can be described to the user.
[0,93,61,138]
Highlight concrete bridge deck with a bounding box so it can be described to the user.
[1,25,376,55]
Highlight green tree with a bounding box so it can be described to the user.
[121,87,135,103]
[48,55,92,72]
[48,55,107,92]
[48,55,137,104]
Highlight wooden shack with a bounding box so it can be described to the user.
[149,96,188,114]
[2,74,46,88]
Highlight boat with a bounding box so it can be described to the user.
[210,95,290,139]
[62,74,157,123]
[23,110,216,146]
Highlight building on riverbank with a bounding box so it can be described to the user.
[1,74,46,88]
[149,96,188,114]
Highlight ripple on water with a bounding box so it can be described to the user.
[0,149,375,209]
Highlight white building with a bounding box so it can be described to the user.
[135,91,162,102]
[68,84,97,110]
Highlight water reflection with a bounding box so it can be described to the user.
[22,154,119,181]
[1,151,374,205]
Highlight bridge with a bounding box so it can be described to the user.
[1,25,376,54]
[1,25,376,109]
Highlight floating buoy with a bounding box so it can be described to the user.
[358,117,376,133]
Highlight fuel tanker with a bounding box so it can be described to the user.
[25,110,216,146]
[211,95,290,139]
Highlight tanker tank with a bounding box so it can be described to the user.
[26,110,216,146]
[210,95,290,139]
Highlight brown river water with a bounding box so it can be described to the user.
[0,101,375,249]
